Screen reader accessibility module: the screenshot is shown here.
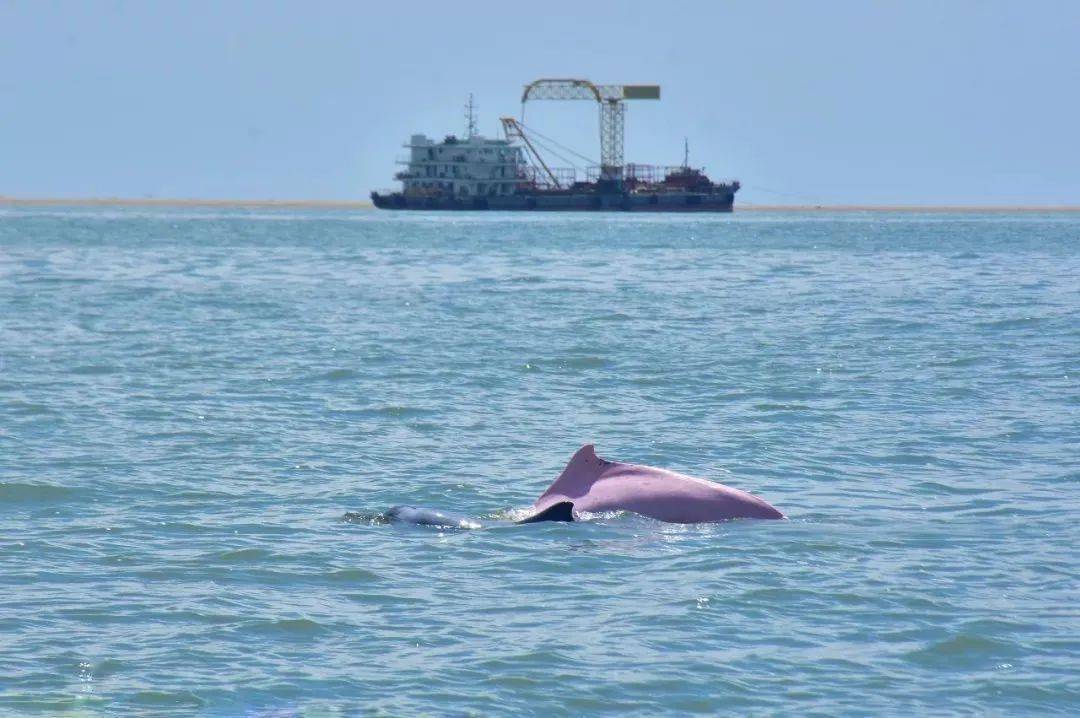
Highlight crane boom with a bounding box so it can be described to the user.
[520,78,660,182]
[500,117,559,188]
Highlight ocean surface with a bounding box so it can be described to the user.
[1,206,1077,716]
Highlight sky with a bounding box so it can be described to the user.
[1,0,1078,205]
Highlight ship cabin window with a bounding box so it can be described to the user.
[477,184,486,194]
[427,149,434,160]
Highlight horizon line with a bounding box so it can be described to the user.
[2,196,1079,212]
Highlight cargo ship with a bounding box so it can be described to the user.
[371,79,739,212]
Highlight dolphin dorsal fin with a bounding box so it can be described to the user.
[517,501,574,524]
[536,444,610,503]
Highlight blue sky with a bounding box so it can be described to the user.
[1,1,1077,204]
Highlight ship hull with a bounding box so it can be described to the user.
[371,190,735,212]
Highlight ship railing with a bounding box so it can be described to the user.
[552,167,577,187]
[579,164,720,184]
[586,165,629,182]
[396,157,530,169]
[519,166,578,190]
[625,164,699,183]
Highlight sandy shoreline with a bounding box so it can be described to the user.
[1,197,1078,212]
[739,204,1080,212]
[0,197,375,209]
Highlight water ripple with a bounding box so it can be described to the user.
[1,207,1077,715]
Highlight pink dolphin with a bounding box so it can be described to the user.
[532,444,784,523]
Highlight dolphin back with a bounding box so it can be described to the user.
[534,445,784,523]
[385,505,479,528]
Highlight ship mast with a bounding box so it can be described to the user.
[464,94,478,139]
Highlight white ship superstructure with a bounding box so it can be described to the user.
[396,133,528,199]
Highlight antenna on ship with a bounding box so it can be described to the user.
[683,137,689,168]
[465,93,478,139]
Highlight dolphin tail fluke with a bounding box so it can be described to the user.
[517,501,575,524]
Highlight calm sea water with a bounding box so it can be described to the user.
[1,206,1077,716]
